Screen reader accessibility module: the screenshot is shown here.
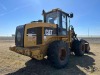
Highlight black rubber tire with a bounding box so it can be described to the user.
[80,39,90,53]
[47,41,70,69]
[71,40,77,52]
[73,40,85,56]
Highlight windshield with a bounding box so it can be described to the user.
[46,11,60,24]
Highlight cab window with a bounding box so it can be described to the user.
[46,11,60,25]
[62,14,67,29]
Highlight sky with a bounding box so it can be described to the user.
[0,0,100,36]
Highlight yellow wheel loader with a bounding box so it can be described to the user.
[9,8,90,68]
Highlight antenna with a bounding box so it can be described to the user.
[88,28,89,37]
[69,17,70,27]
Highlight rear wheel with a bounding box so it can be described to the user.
[47,41,70,69]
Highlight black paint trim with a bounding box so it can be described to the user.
[27,27,42,45]
[36,27,42,44]
[15,25,25,47]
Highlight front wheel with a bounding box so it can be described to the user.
[47,41,70,69]
[80,39,90,53]
[73,40,85,56]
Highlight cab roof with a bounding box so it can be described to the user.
[42,8,69,16]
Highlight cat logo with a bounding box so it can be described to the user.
[45,29,53,35]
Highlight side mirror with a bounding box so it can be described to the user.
[42,10,45,15]
[70,13,73,18]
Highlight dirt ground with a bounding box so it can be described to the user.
[0,40,100,75]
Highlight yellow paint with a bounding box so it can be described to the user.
[10,22,73,60]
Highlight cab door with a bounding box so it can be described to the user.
[58,13,67,36]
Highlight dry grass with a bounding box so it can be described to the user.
[0,40,100,75]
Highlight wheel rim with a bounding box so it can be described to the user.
[87,44,90,50]
[59,48,66,61]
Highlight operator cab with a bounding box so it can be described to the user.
[42,8,73,36]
